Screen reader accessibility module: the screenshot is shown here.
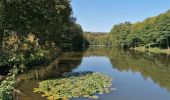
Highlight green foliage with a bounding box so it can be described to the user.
[0,32,58,71]
[0,0,70,41]
[0,0,85,50]
[0,66,19,100]
[110,22,132,48]
[110,10,170,49]
[84,32,111,46]
[62,23,85,51]
[33,72,113,100]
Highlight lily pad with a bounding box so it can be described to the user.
[33,71,113,100]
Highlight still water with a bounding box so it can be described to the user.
[16,47,170,100]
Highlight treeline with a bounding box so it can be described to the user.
[84,32,111,45]
[110,10,170,49]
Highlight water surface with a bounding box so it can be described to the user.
[16,47,170,100]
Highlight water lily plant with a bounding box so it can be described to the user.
[33,71,113,100]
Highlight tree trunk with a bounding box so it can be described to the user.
[167,37,169,50]
[0,29,4,47]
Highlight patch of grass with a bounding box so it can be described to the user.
[133,46,146,53]
[33,72,113,100]
[133,47,170,54]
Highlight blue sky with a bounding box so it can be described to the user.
[71,0,170,32]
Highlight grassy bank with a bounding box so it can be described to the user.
[132,47,170,54]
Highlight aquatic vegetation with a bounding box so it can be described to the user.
[33,72,113,100]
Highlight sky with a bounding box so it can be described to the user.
[71,0,170,32]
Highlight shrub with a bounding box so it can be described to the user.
[0,66,18,100]
[0,32,59,71]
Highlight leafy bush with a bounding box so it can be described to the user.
[0,32,59,71]
[0,66,18,100]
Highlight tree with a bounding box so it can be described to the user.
[62,23,84,50]
[0,0,72,46]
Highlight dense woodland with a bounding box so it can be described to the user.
[0,0,86,49]
[84,32,111,46]
[109,10,170,49]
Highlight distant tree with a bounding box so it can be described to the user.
[84,32,110,46]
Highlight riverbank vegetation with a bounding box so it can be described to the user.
[0,67,18,100]
[109,10,170,53]
[132,47,170,54]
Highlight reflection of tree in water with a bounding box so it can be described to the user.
[109,49,170,91]
[18,52,84,81]
[84,46,112,57]
[16,52,84,100]
[85,46,170,91]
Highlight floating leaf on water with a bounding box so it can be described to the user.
[33,71,113,100]
[83,95,89,97]
[91,95,99,99]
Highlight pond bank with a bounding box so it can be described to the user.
[131,47,170,54]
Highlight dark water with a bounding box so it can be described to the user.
[16,47,170,100]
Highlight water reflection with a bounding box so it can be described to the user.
[86,47,170,91]
[16,46,170,100]
[16,52,84,100]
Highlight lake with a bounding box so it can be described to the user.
[16,46,170,100]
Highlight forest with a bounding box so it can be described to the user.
[109,10,170,51]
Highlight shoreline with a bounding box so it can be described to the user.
[131,47,170,54]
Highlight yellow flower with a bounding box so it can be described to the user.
[6,34,18,45]
[62,97,68,100]
[49,96,54,100]
[27,33,35,43]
